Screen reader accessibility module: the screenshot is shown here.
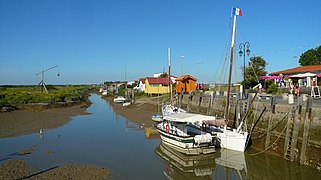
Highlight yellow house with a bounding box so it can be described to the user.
[144,77,173,95]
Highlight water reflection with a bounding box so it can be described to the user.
[215,149,247,179]
[155,143,252,180]
[144,127,160,140]
[155,143,216,179]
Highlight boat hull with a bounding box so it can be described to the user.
[156,125,215,155]
[217,131,248,152]
[151,115,163,122]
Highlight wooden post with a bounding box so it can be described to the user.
[207,91,214,115]
[290,97,302,161]
[284,106,293,158]
[187,93,193,112]
[234,98,239,128]
[265,96,276,149]
[239,99,243,127]
[197,92,203,113]
[300,96,312,164]
[178,92,183,108]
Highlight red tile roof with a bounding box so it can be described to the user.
[139,78,146,84]
[146,77,172,85]
[270,65,321,75]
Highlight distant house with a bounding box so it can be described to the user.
[134,78,146,92]
[270,65,321,87]
[144,77,174,95]
[175,75,197,94]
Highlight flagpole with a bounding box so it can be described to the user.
[168,48,172,104]
[225,12,237,120]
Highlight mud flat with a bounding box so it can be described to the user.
[0,160,110,180]
[102,96,159,128]
[0,102,90,138]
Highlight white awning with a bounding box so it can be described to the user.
[301,72,316,77]
[290,72,316,78]
[163,112,216,124]
[290,73,304,78]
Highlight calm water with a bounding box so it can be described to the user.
[0,94,320,179]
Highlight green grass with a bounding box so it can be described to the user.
[0,85,94,108]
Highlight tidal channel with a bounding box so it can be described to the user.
[0,94,320,179]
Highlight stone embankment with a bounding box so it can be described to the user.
[174,91,321,171]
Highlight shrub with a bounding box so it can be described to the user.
[266,83,278,94]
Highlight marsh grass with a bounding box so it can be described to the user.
[0,85,93,108]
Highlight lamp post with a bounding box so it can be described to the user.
[239,42,250,99]
[180,55,185,76]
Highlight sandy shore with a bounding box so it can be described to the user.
[0,102,90,138]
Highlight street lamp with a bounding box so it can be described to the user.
[239,42,250,99]
[180,55,185,76]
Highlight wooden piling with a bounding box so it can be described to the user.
[284,106,293,159]
[178,93,182,108]
[234,99,240,128]
[265,96,276,149]
[300,96,312,164]
[290,97,302,161]
[207,91,214,115]
[197,92,203,113]
[187,93,193,112]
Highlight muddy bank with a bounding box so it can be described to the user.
[0,160,110,180]
[0,102,90,138]
[101,96,159,128]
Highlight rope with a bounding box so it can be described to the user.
[248,121,288,156]
[248,112,289,156]
[251,111,290,140]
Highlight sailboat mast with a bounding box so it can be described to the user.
[168,48,173,103]
[224,14,237,120]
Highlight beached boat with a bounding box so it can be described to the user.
[122,101,131,106]
[113,96,126,103]
[162,104,186,116]
[155,112,216,155]
[151,114,163,122]
[102,90,108,95]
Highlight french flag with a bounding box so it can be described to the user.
[232,7,242,16]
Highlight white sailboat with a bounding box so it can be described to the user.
[210,7,249,152]
[162,48,186,116]
[160,7,250,152]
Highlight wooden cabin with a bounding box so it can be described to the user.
[144,77,173,95]
[175,75,197,94]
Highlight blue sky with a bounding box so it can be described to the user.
[1,0,320,85]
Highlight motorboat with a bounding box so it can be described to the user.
[155,112,216,155]
[113,96,126,103]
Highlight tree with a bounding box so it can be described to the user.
[299,46,321,66]
[160,72,168,77]
[242,56,267,89]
